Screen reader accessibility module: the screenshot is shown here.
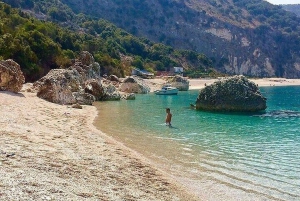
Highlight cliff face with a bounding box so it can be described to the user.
[60,0,300,78]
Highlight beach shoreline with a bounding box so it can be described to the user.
[0,86,198,200]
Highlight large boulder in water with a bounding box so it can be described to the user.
[0,59,25,93]
[167,75,189,91]
[119,76,150,94]
[195,75,267,112]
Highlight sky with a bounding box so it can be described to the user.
[266,0,300,4]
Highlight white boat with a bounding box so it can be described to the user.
[154,85,178,95]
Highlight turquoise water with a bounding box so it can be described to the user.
[94,86,300,201]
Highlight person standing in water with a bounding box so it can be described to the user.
[165,108,172,126]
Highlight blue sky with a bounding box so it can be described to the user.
[266,0,300,4]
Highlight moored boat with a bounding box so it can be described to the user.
[154,85,178,95]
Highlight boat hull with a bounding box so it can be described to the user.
[154,89,178,95]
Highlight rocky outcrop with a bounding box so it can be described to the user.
[108,74,120,82]
[34,69,80,104]
[102,84,121,101]
[121,93,135,100]
[34,52,142,104]
[167,75,189,91]
[84,79,105,101]
[73,91,95,105]
[119,76,150,94]
[195,75,267,112]
[0,59,25,93]
[34,51,101,105]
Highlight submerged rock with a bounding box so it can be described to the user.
[195,75,267,112]
[0,59,25,93]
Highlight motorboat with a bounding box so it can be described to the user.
[154,85,178,95]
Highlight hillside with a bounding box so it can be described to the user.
[58,0,300,78]
[282,4,300,17]
[2,0,300,78]
[0,2,218,82]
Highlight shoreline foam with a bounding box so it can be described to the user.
[0,88,198,200]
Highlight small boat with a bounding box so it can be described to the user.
[154,85,178,95]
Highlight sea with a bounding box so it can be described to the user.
[94,86,300,201]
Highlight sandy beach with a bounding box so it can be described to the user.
[145,77,300,92]
[0,84,197,201]
[1,78,300,200]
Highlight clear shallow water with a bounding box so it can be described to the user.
[94,86,300,201]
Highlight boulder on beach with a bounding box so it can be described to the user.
[195,75,267,112]
[102,83,121,101]
[0,59,25,93]
[167,75,189,91]
[84,79,105,101]
[119,76,150,94]
[34,69,80,105]
[34,51,101,105]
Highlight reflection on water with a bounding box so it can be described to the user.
[94,86,300,201]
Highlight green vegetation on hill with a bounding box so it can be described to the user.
[0,2,217,81]
[42,0,300,78]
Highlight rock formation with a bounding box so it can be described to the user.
[108,74,120,82]
[195,75,267,112]
[102,84,121,101]
[34,52,148,104]
[84,79,106,101]
[34,51,101,105]
[167,75,189,91]
[0,59,25,93]
[119,76,150,94]
[121,93,136,100]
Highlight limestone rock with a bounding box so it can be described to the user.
[34,51,101,105]
[195,75,267,112]
[167,75,189,91]
[72,103,83,109]
[119,76,150,94]
[121,93,136,100]
[34,69,80,104]
[108,74,120,82]
[102,84,121,101]
[84,79,105,101]
[73,92,95,105]
[0,59,25,93]
[80,51,95,66]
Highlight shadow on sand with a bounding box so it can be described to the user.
[0,91,25,98]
